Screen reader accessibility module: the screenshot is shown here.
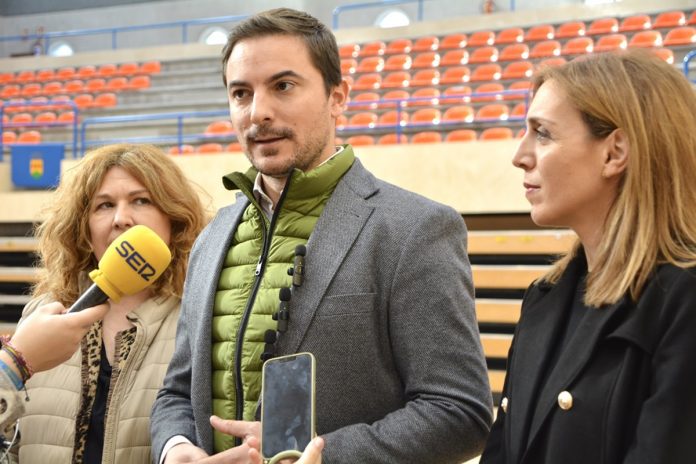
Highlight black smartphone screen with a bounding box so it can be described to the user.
[261,353,314,458]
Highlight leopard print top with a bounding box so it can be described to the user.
[71,321,137,463]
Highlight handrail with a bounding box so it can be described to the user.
[684,49,696,83]
[0,100,78,157]
[0,14,248,54]
[79,109,230,156]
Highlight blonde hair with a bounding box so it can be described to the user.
[534,50,696,306]
[33,144,208,305]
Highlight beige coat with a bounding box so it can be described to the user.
[17,296,179,464]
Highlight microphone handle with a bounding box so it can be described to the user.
[67,283,109,313]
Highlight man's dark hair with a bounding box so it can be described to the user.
[222,8,342,96]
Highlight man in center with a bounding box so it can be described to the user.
[151,8,492,463]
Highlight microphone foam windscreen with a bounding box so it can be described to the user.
[89,225,172,302]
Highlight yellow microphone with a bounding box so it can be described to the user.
[67,225,172,313]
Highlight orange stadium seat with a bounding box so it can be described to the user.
[352,73,381,90]
[440,67,471,84]
[381,71,411,88]
[128,75,151,90]
[442,85,472,104]
[73,94,94,109]
[197,143,223,153]
[556,21,586,38]
[34,111,57,124]
[413,36,439,51]
[511,102,527,119]
[97,63,118,77]
[0,72,14,84]
[64,79,85,94]
[377,110,409,127]
[504,81,531,100]
[106,77,128,92]
[385,38,412,54]
[78,65,97,79]
[562,37,594,55]
[410,108,441,126]
[653,10,686,28]
[445,129,477,142]
[690,11,696,25]
[380,90,410,108]
[139,60,162,74]
[42,81,64,96]
[502,61,533,80]
[341,58,357,74]
[664,27,696,46]
[169,144,195,155]
[412,52,440,68]
[480,127,514,140]
[525,24,554,42]
[595,34,628,52]
[16,70,36,83]
[411,131,442,144]
[2,131,17,144]
[653,48,674,63]
[93,92,117,108]
[472,83,504,102]
[357,56,384,73]
[46,95,70,111]
[36,69,56,82]
[496,27,524,44]
[21,83,41,98]
[440,33,467,49]
[57,112,76,124]
[358,40,386,56]
[409,87,440,107]
[469,46,499,63]
[28,96,48,112]
[384,54,412,71]
[538,57,567,68]
[117,62,139,76]
[347,112,378,128]
[339,43,360,58]
[499,43,529,61]
[628,30,663,48]
[205,120,234,136]
[441,50,469,66]
[4,97,26,112]
[476,103,510,121]
[442,105,474,124]
[377,133,407,145]
[16,130,42,144]
[56,66,76,80]
[86,78,107,93]
[469,30,495,47]
[411,69,440,86]
[346,135,375,146]
[1,85,20,99]
[350,92,380,110]
[470,64,502,82]
[530,40,561,58]
[588,17,619,35]
[226,142,242,152]
[620,14,651,32]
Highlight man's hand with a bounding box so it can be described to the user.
[248,437,324,464]
[209,416,260,444]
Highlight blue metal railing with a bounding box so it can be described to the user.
[0,100,78,157]
[684,49,696,83]
[0,15,248,54]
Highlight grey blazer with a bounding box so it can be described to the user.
[151,159,493,463]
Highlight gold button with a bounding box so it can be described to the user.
[501,397,509,413]
[557,391,573,410]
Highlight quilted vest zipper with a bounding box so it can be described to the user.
[233,176,292,427]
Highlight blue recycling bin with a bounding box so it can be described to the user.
[10,143,64,189]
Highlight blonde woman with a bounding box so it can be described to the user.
[15,144,207,463]
[481,50,696,463]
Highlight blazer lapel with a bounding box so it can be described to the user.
[524,279,629,456]
[279,159,377,354]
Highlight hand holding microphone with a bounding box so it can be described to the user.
[68,225,172,313]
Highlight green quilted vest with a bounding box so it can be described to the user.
[211,147,355,452]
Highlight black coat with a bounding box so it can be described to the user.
[481,254,696,464]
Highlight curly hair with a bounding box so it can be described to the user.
[33,144,208,305]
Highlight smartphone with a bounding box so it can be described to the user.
[260,352,316,461]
